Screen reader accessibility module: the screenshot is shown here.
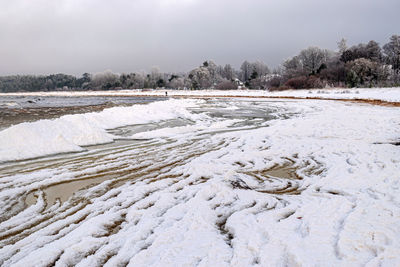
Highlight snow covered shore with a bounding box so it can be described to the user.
[2,87,400,103]
[0,97,400,266]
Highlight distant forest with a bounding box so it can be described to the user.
[1,35,399,92]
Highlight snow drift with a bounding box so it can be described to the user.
[0,99,202,162]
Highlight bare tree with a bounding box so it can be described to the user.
[282,56,303,78]
[383,35,400,76]
[251,61,270,78]
[223,64,235,80]
[206,60,220,84]
[240,60,251,82]
[337,38,347,55]
[188,66,212,89]
[91,70,119,89]
[299,47,330,75]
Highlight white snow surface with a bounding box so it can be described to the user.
[2,87,400,103]
[0,97,400,266]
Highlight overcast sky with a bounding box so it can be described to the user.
[0,0,399,76]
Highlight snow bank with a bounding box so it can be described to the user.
[0,99,201,162]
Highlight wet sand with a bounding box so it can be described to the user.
[0,96,164,129]
[0,104,114,129]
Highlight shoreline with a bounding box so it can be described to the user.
[2,88,400,107]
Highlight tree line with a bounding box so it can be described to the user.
[273,35,400,90]
[1,35,399,92]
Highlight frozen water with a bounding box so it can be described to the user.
[0,97,400,266]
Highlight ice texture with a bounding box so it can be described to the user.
[0,99,201,162]
[0,97,400,266]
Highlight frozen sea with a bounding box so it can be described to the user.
[0,95,400,266]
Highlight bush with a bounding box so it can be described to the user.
[267,76,283,88]
[215,80,238,90]
[269,85,291,91]
[284,75,323,89]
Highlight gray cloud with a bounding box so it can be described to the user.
[0,0,399,75]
